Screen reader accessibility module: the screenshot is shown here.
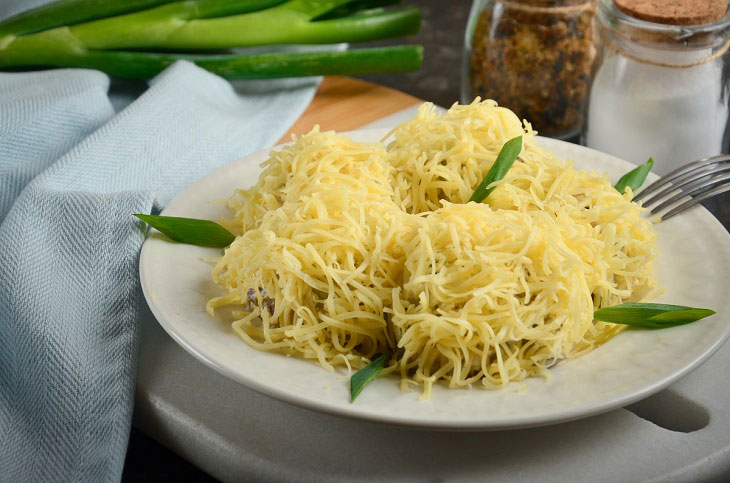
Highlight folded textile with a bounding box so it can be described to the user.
[0,50,318,482]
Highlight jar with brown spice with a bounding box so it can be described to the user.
[463,0,597,139]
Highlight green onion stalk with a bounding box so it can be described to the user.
[0,0,422,80]
[0,0,179,36]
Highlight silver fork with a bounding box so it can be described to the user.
[632,154,730,221]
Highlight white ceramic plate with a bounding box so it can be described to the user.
[139,130,730,430]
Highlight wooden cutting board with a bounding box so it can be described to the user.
[277,76,421,143]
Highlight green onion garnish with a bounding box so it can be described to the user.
[134,214,235,248]
[350,353,390,402]
[594,302,715,328]
[469,135,522,203]
[615,157,654,195]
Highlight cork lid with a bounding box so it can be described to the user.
[614,0,728,25]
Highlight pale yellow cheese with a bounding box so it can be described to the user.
[206,99,659,397]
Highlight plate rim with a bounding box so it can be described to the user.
[139,130,730,430]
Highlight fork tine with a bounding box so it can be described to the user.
[633,154,730,201]
[641,163,730,208]
[650,172,730,214]
[661,181,730,220]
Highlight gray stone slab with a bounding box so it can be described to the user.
[134,302,730,482]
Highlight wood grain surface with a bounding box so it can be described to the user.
[277,76,421,143]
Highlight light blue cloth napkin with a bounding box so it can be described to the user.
[0,5,320,479]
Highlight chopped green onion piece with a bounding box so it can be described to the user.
[350,353,389,402]
[134,214,235,248]
[468,136,522,203]
[615,157,654,195]
[593,302,715,328]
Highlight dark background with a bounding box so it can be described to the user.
[122,0,729,480]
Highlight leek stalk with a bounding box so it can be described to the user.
[1,0,419,51]
[0,0,177,36]
[0,34,422,80]
[0,0,422,80]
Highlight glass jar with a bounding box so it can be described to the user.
[583,0,730,174]
[462,0,597,139]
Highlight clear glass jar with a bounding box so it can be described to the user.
[583,0,730,174]
[462,0,597,139]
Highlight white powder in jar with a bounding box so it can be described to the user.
[585,46,728,175]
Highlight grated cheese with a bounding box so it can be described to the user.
[206,99,659,397]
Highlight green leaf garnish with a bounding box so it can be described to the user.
[615,157,654,195]
[469,135,523,203]
[350,353,390,402]
[134,214,235,248]
[593,302,715,328]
